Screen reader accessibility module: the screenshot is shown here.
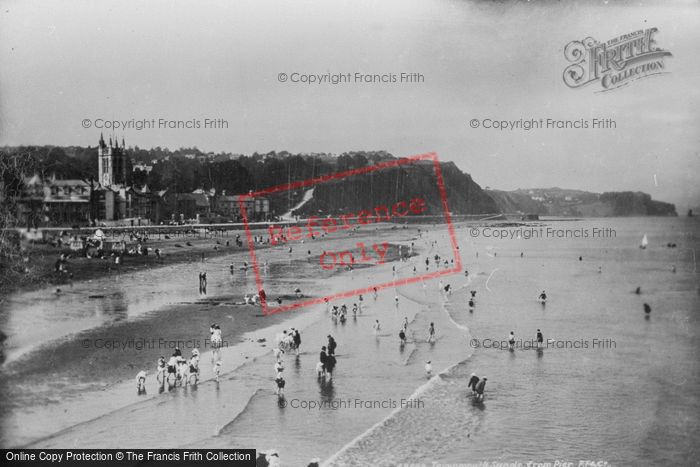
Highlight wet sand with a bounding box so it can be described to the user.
[0,224,417,448]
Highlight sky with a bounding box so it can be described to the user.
[1,0,699,210]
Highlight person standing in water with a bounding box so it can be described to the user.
[475,377,487,401]
[327,335,337,356]
[467,373,480,394]
[292,328,301,355]
[275,374,285,396]
[325,353,337,380]
[319,346,328,374]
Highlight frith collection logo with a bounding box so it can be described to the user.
[563,28,672,92]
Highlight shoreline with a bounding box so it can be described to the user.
[0,225,421,448]
[324,252,475,465]
[20,303,327,449]
[0,228,272,299]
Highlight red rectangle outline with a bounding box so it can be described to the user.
[239,152,462,315]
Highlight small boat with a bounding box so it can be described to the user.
[640,234,648,249]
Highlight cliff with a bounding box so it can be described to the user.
[293,160,500,217]
[486,187,677,217]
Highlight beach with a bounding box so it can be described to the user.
[1,217,699,465]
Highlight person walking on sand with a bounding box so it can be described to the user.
[427,322,436,343]
[508,331,515,351]
[536,329,543,348]
[373,320,381,335]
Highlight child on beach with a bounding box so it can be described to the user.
[214,361,222,382]
[156,356,166,382]
[275,375,285,395]
[189,350,200,384]
[273,346,285,363]
[136,370,147,390]
[210,324,222,366]
[427,322,436,343]
[399,328,406,344]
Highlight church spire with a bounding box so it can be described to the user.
[99,132,105,148]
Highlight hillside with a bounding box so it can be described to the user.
[1,145,677,219]
[293,160,500,217]
[486,187,677,217]
[0,146,499,218]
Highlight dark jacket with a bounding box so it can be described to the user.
[326,355,337,372]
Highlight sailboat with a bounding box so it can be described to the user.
[640,234,648,249]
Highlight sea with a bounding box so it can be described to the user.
[1,217,698,466]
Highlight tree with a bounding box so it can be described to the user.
[0,149,38,291]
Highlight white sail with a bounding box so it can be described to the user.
[640,234,648,249]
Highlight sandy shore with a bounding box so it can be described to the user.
[1,227,275,298]
[0,223,420,447]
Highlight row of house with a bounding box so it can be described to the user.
[11,136,270,228]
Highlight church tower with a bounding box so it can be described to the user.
[97,133,129,187]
